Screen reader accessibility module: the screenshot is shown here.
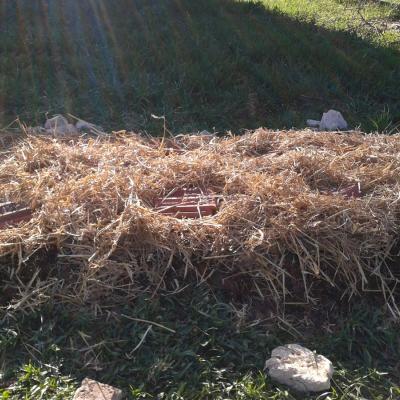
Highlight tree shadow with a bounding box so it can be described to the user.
[0,0,399,133]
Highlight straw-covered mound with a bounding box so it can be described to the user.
[0,129,399,314]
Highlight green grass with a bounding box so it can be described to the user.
[263,0,400,35]
[1,288,399,399]
[0,0,399,133]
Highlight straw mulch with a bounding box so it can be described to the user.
[0,129,399,314]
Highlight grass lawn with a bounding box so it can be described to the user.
[1,288,399,399]
[0,0,399,133]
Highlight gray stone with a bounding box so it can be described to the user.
[319,110,348,131]
[46,123,78,136]
[199,130,213,136]
[388,22,400,31]
[75,119,101,133]
[190,130,214,136]
[265,344,334,393]
[73,378,123,400]
[306,119,321,128]
[27,126,46,134]
[44,115,69,130]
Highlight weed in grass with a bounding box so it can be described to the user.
[369,105,400,134]
[0,363,76,400]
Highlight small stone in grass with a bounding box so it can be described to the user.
[319,110,348,131]
[75,119,101,133]
[264,344,334,393]
[44,115,69,130]
[27,126,46,134]
[306,119,321,128]
[46,123,78,136]
[306,110,348,131]
[199,130,213,136]
[73,378,123,400]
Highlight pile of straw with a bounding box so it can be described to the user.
[0,129,399,314]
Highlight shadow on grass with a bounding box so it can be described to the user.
[0,0,399,133]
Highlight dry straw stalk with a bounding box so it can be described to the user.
[0,129,399,315]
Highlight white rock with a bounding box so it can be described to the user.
[26,126,46,134]
[306,119,321,128]
[190,130,214,136]
[388,22,400,31]
[46,123,78,136]
[264,344,334,393]
[75,119,100,133]
[319,110,348,131]
[44,115,69,130]
[73,378,123,400]
[199,130,213,136]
